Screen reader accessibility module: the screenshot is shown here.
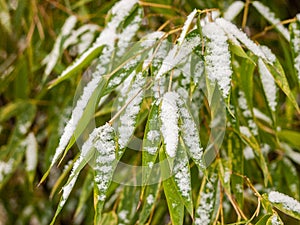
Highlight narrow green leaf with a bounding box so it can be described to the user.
[138,182,160,224]
[160,148,184,225]
[255,214,272,225]
[74,170,94,217]
[282,158,300,199]
[173,139,193,217]
[263,58,299,112]
[99,211,118,225]
[278,130,300,150]
[117,185,139,225]
[229,41,256,65]
[194,164,219,225]
[142,100,161,187]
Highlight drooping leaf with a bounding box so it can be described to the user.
[264,191,300,220]
[160,149,184,225]
[223,1,244,21]
[289,14,300,84]
[93,124,117,223]
[142,100,161,187]
[252,1,290,41]
[194,164,219,225]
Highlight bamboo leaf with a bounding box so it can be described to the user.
[142,100,161,187]
[194,164,219,225]
[172,139,193,217]
[93,124,117,224]
[289,14,300,85]
[203,21,232,98]
[252,1,290,41]
[223,1,244,21]
[49,0,141,88]
[266,213,284,225]
[264,191,300,220]
[160,149,184,225]
[160,92,180,159]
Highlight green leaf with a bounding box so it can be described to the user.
[142,100,161,187]
[49,0,141,88]
[255,214,272,225]
[138,182,160,224]
[229,41,256,65]
[177,96,204,171]
[194,163,219,225]
[263,58,299,112]
[117,185,139,224]
[160,148,184,225]
[99,211,118,225]
[172,139,193,217]
[74,169,94,217]
[282,158,300,199]
[278,130,300,150]
[266,212,284,225]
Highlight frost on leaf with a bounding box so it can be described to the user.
[252,1,290,41]
[160,92,180,158]
[258,59,277,112]
[203,22,232,98]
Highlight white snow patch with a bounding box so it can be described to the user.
[177,9,197,45]
[146,194,155,205]
[244,146,255,160]
[25,132,38,172]
[0,159,14,182]
[203,22,232,98]
[216,18,266,59]
[160,92,179,158]
[268,191,300,214]
[258,59,277,111]
[224,1,244,21]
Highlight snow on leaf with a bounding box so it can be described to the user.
[215,18,266,59]
[173,141,193,216]
[50,75,102,169]
[252,1,290,41]
[118,72,146,150]
[42,15,77,77]
[268,191,300,219]
[156,30,201,79]
[25,132,38,172]
[258,59,277,112]
[177,9,197,45]
[93,123,117,223]
[224,1,244,21]
[160,92,180,158]
[203,21,232,98]
[0,159,14,183]
[290,15,300,84]
[195,168,219,225]
[177,96,204,169]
